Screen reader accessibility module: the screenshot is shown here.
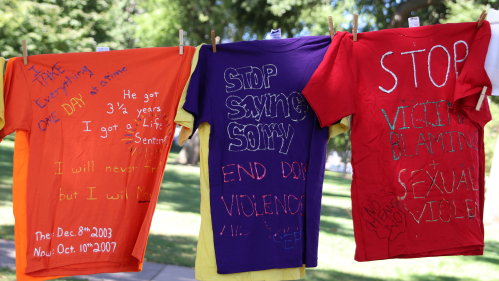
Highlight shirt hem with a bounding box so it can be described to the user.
[25,254,139,275]
[217,261,308,274]
[354,244,483,262]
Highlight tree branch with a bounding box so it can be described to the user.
[388,0,444,28]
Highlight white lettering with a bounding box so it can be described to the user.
[379,51,398,93]
[428,45,450,87]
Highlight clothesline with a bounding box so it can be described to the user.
[4,18,497,63]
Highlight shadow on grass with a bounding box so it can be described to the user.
[471,240,499,266]
[408,275,478,281]
[144,234,197,268]
[320,204,352,220]
[166,151,180,164]
[319,219,355,237]
[323,171,352,189]
[0,224,14,240]
[319,202,354,236]
[306,268,385,281]
[161,165,201,187]
[322,190,352,199]
[484,240,499,254]
[157,167,201,214]
[0,134,14,207]
[307,269,478,281]
[0,161,13,180]
[0,267,16,281]
[0,267,86,281]
[0,186,13,207]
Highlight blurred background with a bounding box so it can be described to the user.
[1,0,499,280]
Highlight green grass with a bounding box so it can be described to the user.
[0,137,498,280]
[145,234,197,266]
[0,267,86,281]
[167,151,179,164]
[0,134,14,208]
[0,224,14,240]
[0,267,16,281]
[144,164,201,266]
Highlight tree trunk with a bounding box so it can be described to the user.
[389,0,444,28]
[485,136,499,225]
[173,130,200,165]
[342,158,348,178]
[342,137,349,178]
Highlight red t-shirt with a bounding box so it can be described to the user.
[303,22,492,261]
[1,47,194,276]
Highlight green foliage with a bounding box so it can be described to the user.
[0,0,137,57]
[327,129,351,175]
[3,0,499,55]
[231,0,325,39]
[441,0,489,24]
[134,0,355,47]
[134,0,232,47]
[409,4,448,27]
[134,0,186,47]
[355,0,447,30]
[99,1,139,49]
[296,0,354,36]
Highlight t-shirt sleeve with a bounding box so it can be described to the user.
[302,31,355,128]
[328,115,350,139]
[0,58,32,139]
[0,58,6,131]
[454,22,492,100]
[453,22,493,127]
[174,44,205,146]
[182,47,211,136]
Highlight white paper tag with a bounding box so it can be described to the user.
[408,17,420,28]
[96,47,110,52]
[270,29,282,39]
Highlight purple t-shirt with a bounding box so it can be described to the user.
[184,36,331,274]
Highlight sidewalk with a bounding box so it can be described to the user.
[0,239,196,281]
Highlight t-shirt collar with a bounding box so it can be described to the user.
[390,24,445,38]
[249,36,313,53]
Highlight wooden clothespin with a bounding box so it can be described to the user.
[22,40,28,65]
[353,14,358,42]
[179,29,184,55]
[328,16,334,41]
[476,86,487,111]
[211,30,217,53]
[477,11,486,29]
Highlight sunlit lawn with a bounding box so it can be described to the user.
[0,136,498,280]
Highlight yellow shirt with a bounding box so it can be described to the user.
[174,45,349,280]
[0,57,5,130]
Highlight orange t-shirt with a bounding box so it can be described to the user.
[1,47,194,277]
[13,131,68,281]
[3,58,66,280]
[4,58,62,280]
